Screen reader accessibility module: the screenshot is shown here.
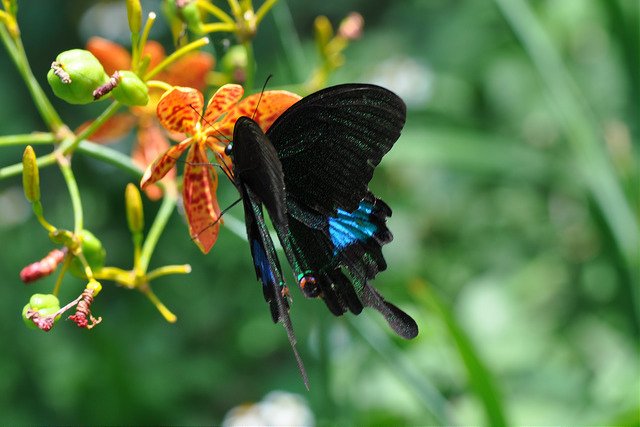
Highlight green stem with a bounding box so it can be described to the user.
[0,152,56,180]
[254,0,278,26]
[136,12,156,72]
[144,37,210,81]
[196,0,234,24]
[145,264,191,282]
[64,101,122,155]
[0,133,56,146]
[56,152,83,233]
[138,193,177,273]
[0,25,64,132]
[76,140,143,178]
[200,22,236,34]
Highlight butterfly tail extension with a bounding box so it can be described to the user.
[243,189,309,389]
[360,284,419,339]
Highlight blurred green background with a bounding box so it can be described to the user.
[0,0,638,425]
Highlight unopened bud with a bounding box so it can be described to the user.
[314,15,333,50]
[126,0,142,34]
[338,12,364,40]
[22,145,40,203]
[125,183,144,234]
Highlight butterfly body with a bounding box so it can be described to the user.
[229,84,419,385]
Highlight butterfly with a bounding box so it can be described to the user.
[224,83,419,386]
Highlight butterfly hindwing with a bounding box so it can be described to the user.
[241,185,308,388]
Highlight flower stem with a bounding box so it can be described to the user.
[145,264,192,282]
[140,282,177,323]
[56,151,83,233]
[139,192,177,273]
[136,12,156,73]
[144,37,210,81]
[196,0,234,24]
[0,152,56,180]
[64,101,122,155]
[0,133,56,146]
[200,22,236,34]
[77,140,143,178]
[254,0,278,25]
[0,25,64,133]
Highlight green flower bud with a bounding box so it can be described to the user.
[125,183,144,234]
[69,230,106,278]
[314,15,333,53]
[111,70,149,106]
[180,0,202,34]
[21,145,40,203]
[126,0,142,34]
[47,49,109,104]
[221,45,248,84]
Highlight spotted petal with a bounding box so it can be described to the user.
[203,84,244,128]
[134,122,175,200]
[140,138,191,189]
[157,87,204,134]
[215,90,301,137]
[183,144,221,253]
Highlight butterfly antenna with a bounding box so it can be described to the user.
[215,152,236,184]
[251,74,273,121]
[188,103,232,145]
[191,197,242,241]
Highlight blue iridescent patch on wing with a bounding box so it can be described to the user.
[252,239,276,286]
[328,201,377,253]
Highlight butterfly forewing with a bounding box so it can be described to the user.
[266,84,406,214]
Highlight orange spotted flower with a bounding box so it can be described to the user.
[81,37,215,199]
[140,84,301,253]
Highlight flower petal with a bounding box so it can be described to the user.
[156,87,203,134]
[215,90,301,137]
[161,52,215,91]
[76,113,136,143]
[203,84,244,128]
[86,37,131,75]
[133,122,175,200]
[183,144,221,253]
[140,138,192,189]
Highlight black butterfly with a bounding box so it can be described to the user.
[225,83,418,386]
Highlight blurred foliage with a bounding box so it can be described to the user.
[0,0,638,425]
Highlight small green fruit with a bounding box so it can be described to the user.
[111,71,149,106]
[22,294,60,329]
[69,230,106,278]
[47,49,109,104]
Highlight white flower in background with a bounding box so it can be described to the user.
[222,391,315,427]
[368,57,433,108]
